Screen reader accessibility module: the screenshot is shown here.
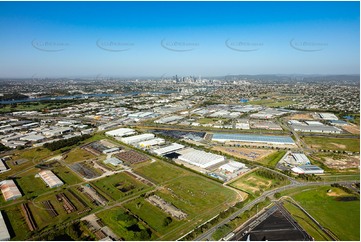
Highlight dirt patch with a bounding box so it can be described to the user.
[317,155,360,170]
[342,124,360,135]
[330,143,347,149]
[286,113,315,120]
[326,192,340,197]
[212,146,276,161]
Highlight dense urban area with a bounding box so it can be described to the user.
[0,75,359,241]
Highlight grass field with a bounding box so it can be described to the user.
[134,160,189,184]
[15,168,51,198]
[229,169,288,196]
[64,147,96,163]
[283,201,330,241]
[257,150,286,167]
[97,207,156,240]
[302,136,360,152]
[124,197,183,236]
[1,204,32,240]
[51,163,82,185]
[91,172,150,201]
[155,175,237,240]
[288,186,360,241]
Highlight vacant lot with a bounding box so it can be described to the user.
[230,169,288,196]
[124,197,183,236]
[91,172,150,201]
[64,147,96,163]
[97,207,156,240]
[303,136,360,152]
[134,160,189,184]
[257,150,286,167]
[341,124,360,135]
[286,113,315,120]
[212,146,275,161]
[311,152,360,170]
[1,204,32,240]
[287,186,360,241]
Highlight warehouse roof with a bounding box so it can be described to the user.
[153,143,185,155]
[0,211,10,241]
[105,128,135,137]
[38,170,64,188]
[212,133,295,144]
[178,148,225,168]
[0,180,22,201]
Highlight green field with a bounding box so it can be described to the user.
[14,169,51,198]
[283,201,330,241]
[1,204,32,240]
[248,99,295,107]
[64,147,96,163]
[197,117,228,124]
[97,207,156,240]
[124,197,183,236]
[257,150,286,167]
[134,160,189,184]
[302,136,360,152]
[91,172,150,201]
[51,163,82,185]
[230,169,288,196]
[287,186,360,241]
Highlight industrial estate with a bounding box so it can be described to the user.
[0,75,359,241]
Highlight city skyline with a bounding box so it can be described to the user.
[0,1,359,77]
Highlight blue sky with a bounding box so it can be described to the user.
[0,1,359,77]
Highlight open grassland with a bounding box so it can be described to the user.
[133,160,189,184]
[283,201,330,241]
[310,152,360,171]
[212,146,276,162]
[229,169,288,196]
[14,168,51,197]
[91,172,150,201]
[155,175,237,240]
[28,188,94,231]
[97,207,157,240]
[64,147,96,163]
[288,186,360,241]
[256,150,286,167]
[302,136,360,152]
[124,197,183,236]
[2,204,32,241]
[51,163,82,185]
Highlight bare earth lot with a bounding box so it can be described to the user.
[212,146,276,161]
[342,124,360,134]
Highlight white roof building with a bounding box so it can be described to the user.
[219,161,246,173]
[319,113,338,120]
[178,148,225,169]
[0,180,22,201]
[0,159,9,173]
[104,157,122,166]
[38,170,64,188]
[0,211,11,241]
[105,128,135,137]
[19,134,45,142]
[153,143,185,155]
[138,138,165,148]
[292,165,324,174]
[120,133,155,145]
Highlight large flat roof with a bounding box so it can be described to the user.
[0,211,10,241]
[212,133,295,144]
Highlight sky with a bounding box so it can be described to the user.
[0,1,359,78]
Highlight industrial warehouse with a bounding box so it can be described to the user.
[211,133,295,145]
[177,148,225,169]
[0,180,22,201]
[37,170,64,188]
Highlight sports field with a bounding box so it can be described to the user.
[302,136,360,152]
[286,186,360,241]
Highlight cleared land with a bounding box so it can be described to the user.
[256,150,286,167]
[341,124,360,135]
[311,152,360,170]
[287,186,360,241]
[285,113,315,120]
[302,136,360,152]
[229,169,288,196]
[64,147,96,163]
[90,172,150,201]
[212,146,276,161]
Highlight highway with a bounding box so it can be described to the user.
[193,180,357,241]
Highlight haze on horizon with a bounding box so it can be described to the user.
[0,1,359,78]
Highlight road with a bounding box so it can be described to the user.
[193,180,356,241]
